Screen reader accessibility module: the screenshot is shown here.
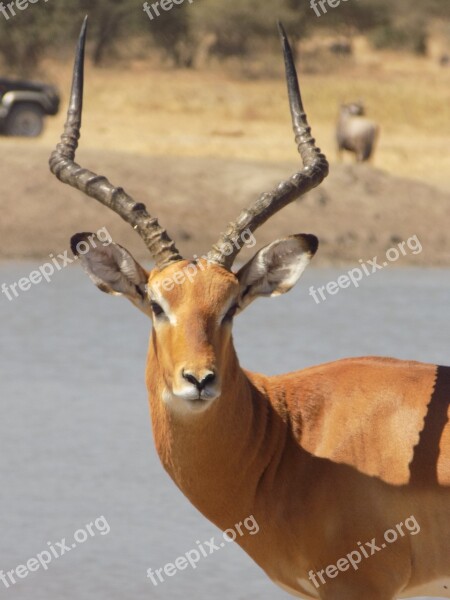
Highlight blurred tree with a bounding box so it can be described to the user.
[370,21,428,55]
[190,0,309,60]
[0,0,446,73]
[366,0,429,55]
[0,1,67,75]
[0,0,147,72]
[145,1,194,67]
[303,0,391,34]
[77,0,143,65]
[393,0,449,19]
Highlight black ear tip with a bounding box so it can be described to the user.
[303,234,319,255]
[70,232,93,255]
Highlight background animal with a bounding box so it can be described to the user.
[336,101,379,162]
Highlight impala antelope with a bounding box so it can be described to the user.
[49,18,449,600]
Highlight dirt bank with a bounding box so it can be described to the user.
[1,145,449,267]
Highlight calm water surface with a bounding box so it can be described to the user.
[0,263,448,600]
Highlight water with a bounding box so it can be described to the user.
[0,262,448,600]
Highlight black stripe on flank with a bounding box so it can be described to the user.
[410,365,450,487]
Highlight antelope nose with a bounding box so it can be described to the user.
[182,370,216,392]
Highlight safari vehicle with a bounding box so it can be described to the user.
[0,77,60,137]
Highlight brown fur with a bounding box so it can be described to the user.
[145,260,449,600]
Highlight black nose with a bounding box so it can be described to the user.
[182,370,216,392]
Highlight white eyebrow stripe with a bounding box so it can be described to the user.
[148,286,177,325]
[217,296,239,324]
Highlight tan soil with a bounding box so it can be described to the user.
[1,144,449,267]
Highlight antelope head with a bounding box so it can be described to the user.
[340,101,366,117]
[50,18,329,415]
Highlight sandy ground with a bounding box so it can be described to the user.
[33,53,450,192]
[1,53,449,266]
[1,144,449,267]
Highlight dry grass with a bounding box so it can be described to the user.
[21,46,450,193]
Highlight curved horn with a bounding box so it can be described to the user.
[207,22,329,269]
[49,16,182,270]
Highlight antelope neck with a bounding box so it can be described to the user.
[146,339,303,529]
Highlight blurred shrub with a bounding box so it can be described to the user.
[77,0,144,65]
[190,0,308,59]
[0,1,65,75]
[145,1,194,67]
[0,0,446,72]
[370,21,428,55]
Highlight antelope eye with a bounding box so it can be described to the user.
[150,302,165,317]
[223,304,238,323]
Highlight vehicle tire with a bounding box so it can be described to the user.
[5,103,44,137]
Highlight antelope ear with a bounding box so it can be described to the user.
[71,233,152,316]
[236,234,318,311]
